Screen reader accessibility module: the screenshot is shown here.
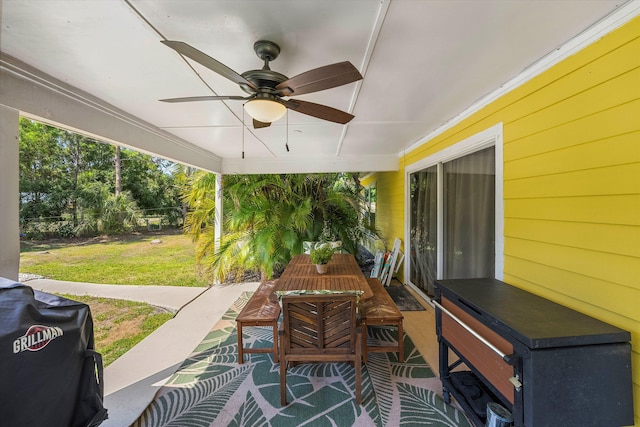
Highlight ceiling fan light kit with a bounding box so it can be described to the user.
[160,39,362,128]
[244,98,287,123]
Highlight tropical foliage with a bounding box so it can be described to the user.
[183,172,372,281]
[19,118,183,238]
[75,191,141,236]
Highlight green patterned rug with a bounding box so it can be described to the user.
[132,292,471,427]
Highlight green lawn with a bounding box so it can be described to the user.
[59,294,175,367]
[20,232,209,287]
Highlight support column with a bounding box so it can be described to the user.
[0,105,20,280]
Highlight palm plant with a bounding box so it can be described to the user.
[101,192,140,234]
[75,186,140,236]
[183,172,372,282]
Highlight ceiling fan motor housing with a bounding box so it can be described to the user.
[239,69,289,95]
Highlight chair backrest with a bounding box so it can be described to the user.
[302,241,343,254]
[280,293,358,356]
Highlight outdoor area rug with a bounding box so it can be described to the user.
[132,292,470,427]
[385,285,426,311]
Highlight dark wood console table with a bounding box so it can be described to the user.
[434,278,633,427]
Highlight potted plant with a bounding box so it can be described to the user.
[310,245,334,274]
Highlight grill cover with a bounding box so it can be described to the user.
[0,278,108,426]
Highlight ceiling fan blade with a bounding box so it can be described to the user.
[161,40,257,91]
[160,95,249,103]
[283,99,355,124]
[275,61,362,96]
[253,119,271,129]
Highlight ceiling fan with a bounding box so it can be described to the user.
[160,40,363,129]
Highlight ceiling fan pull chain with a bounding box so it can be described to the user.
[285,110,290,152]
[242,108,245,159]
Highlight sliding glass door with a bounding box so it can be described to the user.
[409,166,438,295]
[409,146,495,296]
[443,147,495,279]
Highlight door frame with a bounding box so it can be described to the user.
[403,122,504,295]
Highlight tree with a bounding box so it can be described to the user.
[118,150,182,222]
[19,120,69,221]
[19,118,184,238]
[172,163,196,226]
[183,172,372,282]
[115,145,122,196]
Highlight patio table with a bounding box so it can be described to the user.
[285,253,355,266]
[275,254,373,299]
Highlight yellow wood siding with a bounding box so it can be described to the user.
[373,169,405,272]
[360,174,375,188]
[372,16,640,425]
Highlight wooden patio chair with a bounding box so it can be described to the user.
[278,293,362,405]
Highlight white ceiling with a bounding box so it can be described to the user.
[0,0,632,174]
